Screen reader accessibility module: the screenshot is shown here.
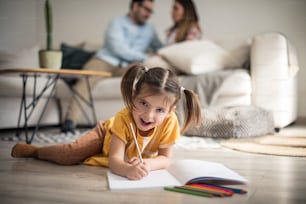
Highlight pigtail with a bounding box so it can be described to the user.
[121,64,147,110]
[180,88,202,134]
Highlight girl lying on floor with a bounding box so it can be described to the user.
[11,65,201,180]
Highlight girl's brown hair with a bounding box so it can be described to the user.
[121,64,202,133]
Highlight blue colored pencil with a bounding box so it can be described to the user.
[205,184,247,194]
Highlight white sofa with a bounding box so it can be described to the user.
[0,32,299,130]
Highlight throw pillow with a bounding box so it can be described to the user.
[60,43,95,85]
[158,40,240,75]
[216,39,251,69]
[60,43,95,70]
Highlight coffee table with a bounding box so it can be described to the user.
[0,68,111,144]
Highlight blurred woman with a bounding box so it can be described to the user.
[143,0,202,74]
[166,0,202,45]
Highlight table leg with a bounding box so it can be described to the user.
[16,74,28,140]
[67,76,97,126]
[15,72,99,144]
[85,76,97,124]
[16,73,59,144]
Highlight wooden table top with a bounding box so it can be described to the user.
[0,68,112,77]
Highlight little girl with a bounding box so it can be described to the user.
[11,65,202,180]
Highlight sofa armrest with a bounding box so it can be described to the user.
[250,32,298,128]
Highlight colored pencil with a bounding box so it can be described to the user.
[187,183,233,196]
[130,122,143,163]
[204,184,248,194]
[164,187,213,198]
[178,185,225,197]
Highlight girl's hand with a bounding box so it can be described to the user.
[128,157,140,165]
[128,157,151,171]
[126,161,150,180]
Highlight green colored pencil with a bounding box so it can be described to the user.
[164,187,213,198]
[179,185,225,197]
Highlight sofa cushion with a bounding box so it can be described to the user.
[158,40,241,75]
[0,96,60,129]
[0,45,40,69]
[56,76,122,100]
[209,69,251,107]
[0,76,54,97]
[216,39,251,69]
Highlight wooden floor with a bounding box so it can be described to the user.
[1,120,306,204]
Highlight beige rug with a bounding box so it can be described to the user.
[220,134,306,157]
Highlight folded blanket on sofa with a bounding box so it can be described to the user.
[178,69,251,107]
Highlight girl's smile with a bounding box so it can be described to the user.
[132,86,176,135]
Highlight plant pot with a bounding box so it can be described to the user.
[39,50,63,69]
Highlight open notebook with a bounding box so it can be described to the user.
[107,159,247,190]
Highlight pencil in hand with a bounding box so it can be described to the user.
[130,122,143,163]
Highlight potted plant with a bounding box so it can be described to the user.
[39,0,62,69]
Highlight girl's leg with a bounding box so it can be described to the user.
[11,143,38,158]
[11,121,106,165]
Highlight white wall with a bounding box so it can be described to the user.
[0,0,38,52]
[0,0,305,117]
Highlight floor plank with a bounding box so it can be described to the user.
[1,120,306,204]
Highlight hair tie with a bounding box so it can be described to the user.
[181,86,185,92]
[144,66,149,72]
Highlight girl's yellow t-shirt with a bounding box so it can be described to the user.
[83,107,180,167]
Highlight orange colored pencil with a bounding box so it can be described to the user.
[180,185,225,197]
[187,184,234,196]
